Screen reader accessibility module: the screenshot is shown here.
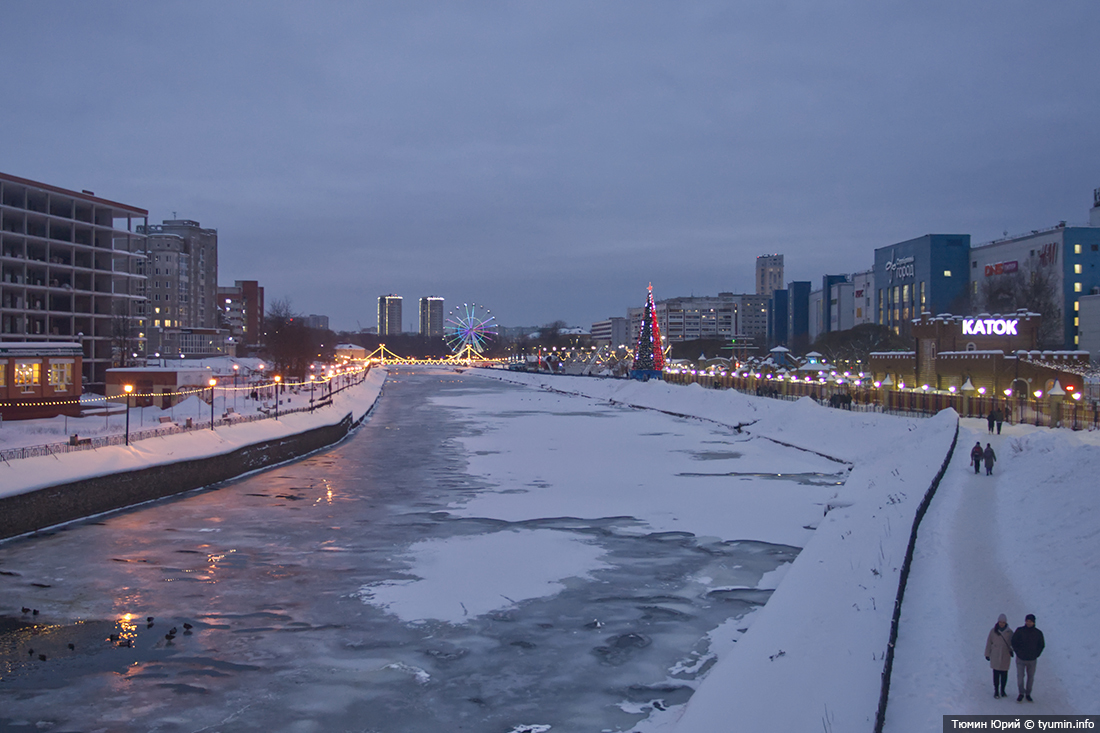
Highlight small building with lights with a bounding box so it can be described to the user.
[0,342,83,419]
[105,366,214,408]
[868,310,1090,399]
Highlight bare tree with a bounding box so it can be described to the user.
[974,264,1062,347]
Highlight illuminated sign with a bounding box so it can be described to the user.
[962,318,1018,336]
[885,255,915,281]
[984,261,1018,277]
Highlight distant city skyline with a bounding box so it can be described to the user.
[3,3,1098,331]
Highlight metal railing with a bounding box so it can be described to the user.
[663,370,1100,430]
[0,369,368,463]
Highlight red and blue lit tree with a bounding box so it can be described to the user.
[632,283,665,377]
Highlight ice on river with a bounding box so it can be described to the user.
[0,368,847,732]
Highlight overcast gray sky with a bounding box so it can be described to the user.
[3,2,1099,331]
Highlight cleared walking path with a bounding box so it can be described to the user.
[884,421,1081,731]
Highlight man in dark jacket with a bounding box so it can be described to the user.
[983,444,997,476]
[1011,613,1045,702]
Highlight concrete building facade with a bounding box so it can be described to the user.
[378,295,402,336]
[755,254,784,299]
[419,296,444,337]
[0,172,147,388]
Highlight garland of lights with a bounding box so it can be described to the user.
[0,363,373,409]
[633,283,665,372]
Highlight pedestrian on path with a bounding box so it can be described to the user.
[995,408,1004,435]
[984,444,997,476]
[1011,614,1045,702]
[985,613,1013,698]
[987,410,996,434]
[971,441,984,474]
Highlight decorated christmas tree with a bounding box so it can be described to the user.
[633,283,665,376]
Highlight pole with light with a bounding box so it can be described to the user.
[123,384,134,445]
[274,375,282,419]
[309,374,315,413]
[232,363,239,410]
[209,378,217,430]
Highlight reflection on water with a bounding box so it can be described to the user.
[0,372,814,732]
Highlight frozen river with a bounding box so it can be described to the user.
[0,369,847,732]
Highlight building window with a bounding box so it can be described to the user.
[972,261,977,268]
[1075,282,1083,292]
[943,270,952,277]
[1075,264,1083,274]
[1075,244,1082,254]
[14,361,40,392]
[1075,301,1080,312]
[1075,317,1079,327]
[48,362,72,390]
[0,363,5,387]
[920,281,926,309]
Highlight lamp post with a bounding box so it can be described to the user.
[309,374,315,413]
[232,363,239,410]
[274,375,281,419]
[209,378,217,430]
[123,384,133,445]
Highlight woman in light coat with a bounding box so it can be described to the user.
[985,613,1014,698]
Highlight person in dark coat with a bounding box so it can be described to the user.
[1011,613,1045,702]
[985,613,1013,698]
[987,410,996,433]
[971,441,984,474]
[994,408,1004,435]
[984,443,997,476]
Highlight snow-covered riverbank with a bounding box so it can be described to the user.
[478,370,1098,729]
[0,368,386,503]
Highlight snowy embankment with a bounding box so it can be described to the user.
[477,370,959,732]
[886,419,1100,728]
[0,368,387,503]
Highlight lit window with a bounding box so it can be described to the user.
[0,363,6,387]
[1075,317,1079,327]
[14,361,40,391]
[1075,301,1080,311]
[944,270,952,277]
[1075,282,1083,292]
[48,362,72,390]
[1075,244,1082,254]
[1075,264,1082,274]
[154,319,161,327]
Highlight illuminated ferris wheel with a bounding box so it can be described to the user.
[444,303,497,358]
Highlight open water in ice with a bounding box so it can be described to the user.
[0,372,831,733]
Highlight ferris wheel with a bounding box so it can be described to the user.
[444,303,497,358]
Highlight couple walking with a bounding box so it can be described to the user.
[970,441,997,475]
[985,613,1045,701]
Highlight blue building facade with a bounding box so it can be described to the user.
[874,234,971,340]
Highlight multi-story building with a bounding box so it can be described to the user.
[968,209,1100,349]
[304,314,329,330]
[851,270,875,326]
[138,219,218,329]
[217,280,265,349]
[137,219,221,358]
[1,172,147,388]
[590,316,630,347]
[627,293,766,344]
[786,281,812,354]
[378,295,403,336]
[873,234,971,341]
[419,296,444,337]
[756,254,784,300]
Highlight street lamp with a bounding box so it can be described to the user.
[232,363,239,410]
[209,378,217,430]
[309,374,315,413]
[123,384,133,445]
[274,375,282,419]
